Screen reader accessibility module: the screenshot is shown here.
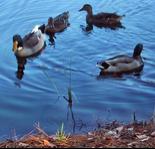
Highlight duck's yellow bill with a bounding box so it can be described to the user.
[13,41,18,52]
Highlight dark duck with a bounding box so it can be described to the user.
[45,11,70,43]
[45,11,70,33]
[79,4,125,29]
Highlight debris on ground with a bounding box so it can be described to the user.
[0,120,155,148]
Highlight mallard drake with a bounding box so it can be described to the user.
[79,4,125,28]
[97,44,144,75]
[45,11,70,35]
[13,24,46,58]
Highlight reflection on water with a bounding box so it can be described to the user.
[81,22,125,32]
[16,56,27,80]
[64,88,76,133]
[48,34,56,46]
[66,100,76,133]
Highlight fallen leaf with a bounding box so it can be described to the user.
[136,134,148,140]
[151,131,155,137]
[43,140,55,148]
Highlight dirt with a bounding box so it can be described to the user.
[0,120,155,148]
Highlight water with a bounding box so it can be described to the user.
[0,0,155,138]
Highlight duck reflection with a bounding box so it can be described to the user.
[64,88,76,133]
[16,56,27,80]
[80,24,94,33]
[80,20,125,33]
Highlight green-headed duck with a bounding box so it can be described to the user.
[13,24,46,58]
[97,44,144,75]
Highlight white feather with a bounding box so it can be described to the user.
[31,25,40,33]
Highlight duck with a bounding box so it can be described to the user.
[12,24,46,58]
[45,11,70,36]
[79,4,125,28]
[97,44,144,75]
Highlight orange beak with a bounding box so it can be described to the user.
[13,41,18,52]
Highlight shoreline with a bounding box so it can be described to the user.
[0,120,155,148]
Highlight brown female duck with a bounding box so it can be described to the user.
[79,4,125,28]
[45,11,70,36]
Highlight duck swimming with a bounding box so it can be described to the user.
[97,44,144,75]
[45,11,70,36]
[13,24,46,58]
[79,4,125,28]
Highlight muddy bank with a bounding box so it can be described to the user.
[0,120,155,148]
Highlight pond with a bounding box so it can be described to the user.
[0,0,155,138]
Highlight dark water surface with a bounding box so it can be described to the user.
[0,0,155,138]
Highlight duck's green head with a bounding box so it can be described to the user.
[13,34,23,53]
[79,4,92,13]
[133,43,143,58]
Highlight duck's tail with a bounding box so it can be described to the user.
[55,11,69,21]
[119,14,125,20]
[114,13,125,22]
[31,25,40,33]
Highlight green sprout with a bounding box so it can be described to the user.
[56,123,69,141]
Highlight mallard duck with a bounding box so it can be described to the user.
[97,44,144,75]
[45,11,70,35]
[79,4,125,28]
[13,24,46,58]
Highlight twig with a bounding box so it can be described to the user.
[19,129,35,140]
[34,123,49,138]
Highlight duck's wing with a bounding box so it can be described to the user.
[23,32,39,48]
[112,59,143,73]
[106,55,134,66]
[97,55,133,70]
[51,12,70,32]
[94,12,124,24]
[54,12,69,24]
